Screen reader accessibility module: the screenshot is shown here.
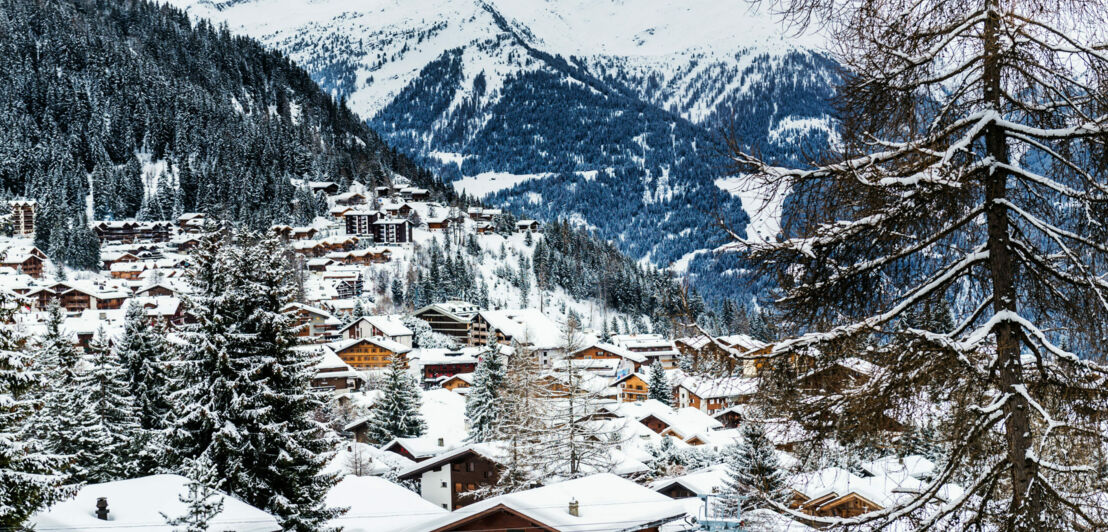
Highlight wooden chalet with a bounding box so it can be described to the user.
[92,221,172,244]
[440,373,474,391]
[611,372,650,402]
[515,219,541,233]
[0,247,46,278]
[413,301,478,343]
[396,444,505,511]
[283,303,343,343]
[326,337,412,370]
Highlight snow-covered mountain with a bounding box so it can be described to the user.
[170,0,839,302]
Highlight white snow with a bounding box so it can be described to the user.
[715,176,788,243]
[451,171,545,199]
[325,476,446,531]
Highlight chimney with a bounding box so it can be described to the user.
[568,498,579,517]
[437,437,445,447]
[95,497,109,520]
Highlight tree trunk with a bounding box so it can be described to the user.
[981,1,1040,528]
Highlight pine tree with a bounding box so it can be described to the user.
[74,329,142,483]
[117,301,171,474]
[366,352,426,444]
[166,229,341,531]
[390,278,404,308]
[0,294,67,527]
[465,341,505,443]
[30,302,90,481]
[646,362,671,406]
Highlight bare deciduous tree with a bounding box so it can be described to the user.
[728,0,1108,529]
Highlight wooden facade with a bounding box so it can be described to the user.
[332,338,408,370]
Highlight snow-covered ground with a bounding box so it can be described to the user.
[714,176,787,243]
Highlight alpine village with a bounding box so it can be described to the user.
[0,1,1105,531]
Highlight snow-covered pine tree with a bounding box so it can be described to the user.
[167,229,341,531]
[0,293,66,527]
[366,351,427,444]
[543,317,619,480]
[729,1,1108,527]
[162,455,225,532]
[390,278,405,308]
[720,423,787,514]
[117,301,171,474]
[646,362,671,406]
[464,341,504,443]
[73,328,142,483]
[29,301,90,481]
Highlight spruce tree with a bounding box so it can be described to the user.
[464,342,504,442]
[0,295,66,527]
[366,352,426,444]
[162,455,225,532]
[646,362,671,406]
[721,423,788,515]
[117,301,171,474]
[167,229,341,531]
[390,278,405,308]
[30,302,90,481]
[75,329,141,483]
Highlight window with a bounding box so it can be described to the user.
[467,483,476,491]
[466,462,475,472]
[454,483,462,492]
[452,464,461,472]
[441,481,447,488]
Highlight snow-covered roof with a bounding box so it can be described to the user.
[478,308,563,349]
[326,336,412,355]
[411,347,481,365]
[716,334,768,352]
[858,455,936,480]
[29,474,280,532]
[397,442,508,479]
[326,476,446,532]
[410,473,686,532]
[679,375,759,399]
[649,464,729,496]
[338,314,412,337]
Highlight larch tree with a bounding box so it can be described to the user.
[366,351,427,444]
[730,0,1108,529]
[483,341,550,496]
[0,293,66,527]
[167,229,341,531]
[543,317,620,480]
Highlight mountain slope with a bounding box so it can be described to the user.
[0,0,443,247]
[171,0,840,302]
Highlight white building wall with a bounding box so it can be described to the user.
[420,467,452,510]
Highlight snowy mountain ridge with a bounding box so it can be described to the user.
[169,0,840,303]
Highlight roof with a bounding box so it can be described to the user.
[412,473,687,532]
[29,474,280,532]
[478,308,563,349]
[337,315,413,337]
[326,476,446,532]
[413,300,478,322]
[649,464,729,496]
[678,375,759,399]
[327,336,412,356]
[397,442,508,479]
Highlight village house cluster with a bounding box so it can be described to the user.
[4,187,954,532]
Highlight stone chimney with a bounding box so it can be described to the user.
[568,498,579,517]
[95,497,109,520]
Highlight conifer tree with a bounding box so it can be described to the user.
[167,229,341,531]
[647,362,671,406]
[117,301,171,474]
[162,455,225,532]
[482,342,548,496]
[390,278,405,308]
[0,294,66,527]
[75,329,142,483]
[366,352,426,444]
[465,341,505,442]
[720,423,788,514]
[30,302,90,481]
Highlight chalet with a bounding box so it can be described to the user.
[467,309,562,364]
[171,235,202,253]
[372,218,413,244]
[130,296,186,326]
[332,191,368,207]
[92,221,172,244]
[306,257,335,272]
[515,219,541,233]
[474,222,494,234]
[100,250,140,270]
[382,201,417,218]
[330,205,355,221]
[283,303,343,343]
[611,334,681,369]
[135,281,179,298]
[413,301,479,342]
[10,200,35,236]
[414,473,687,531]
[400,187,430,201]
[53,282,128,312]
[611,372,651,402]
[23,287,56,310]
[0,247,46,278]
[466,207,501,222]
[425,217,451,231]
[310,348,365,394]
[334,276,364,299]
[343,209,381,235]
[327,247,392,266]
[797,357,880,394]
[676,376,758,415]
[326,337,412,370]
[109,261,149,280]
[396,443,506,510]
[440,372,474,391]
[415,348,481,383]
[649,464,729,499]
[711,405,746,429]
[176,212,207,232]
[338,315,413,346]
[290,227,318,240]
[569,342,647,372]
